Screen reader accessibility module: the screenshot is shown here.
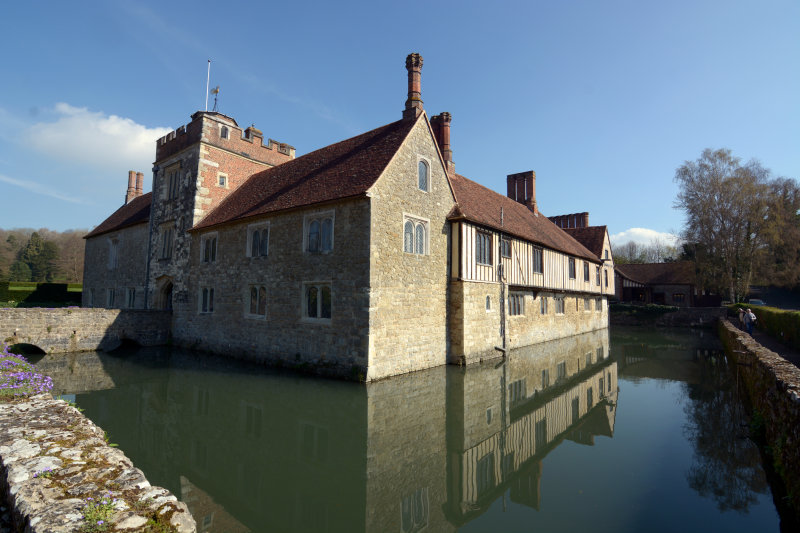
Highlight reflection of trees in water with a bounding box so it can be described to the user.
[682,353,768,512]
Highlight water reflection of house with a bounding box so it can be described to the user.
[64,331,614,532]
[446,329,617,523]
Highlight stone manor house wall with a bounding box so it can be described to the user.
[83,53,615,381]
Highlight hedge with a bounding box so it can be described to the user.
[0,282,82,305]
[729,303,800,352]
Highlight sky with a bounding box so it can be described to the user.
[1,0,798,248]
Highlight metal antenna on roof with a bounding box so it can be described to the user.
[211,86,220,112]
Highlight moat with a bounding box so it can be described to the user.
[32,327,782,532]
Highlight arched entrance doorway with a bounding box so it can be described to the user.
[155,277,174,310]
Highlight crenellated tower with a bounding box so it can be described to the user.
[146,111,295,310]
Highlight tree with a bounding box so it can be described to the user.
[16,232,61,282]
[613,239,679,264]
[758,178,800,288]
[674,148,771,302]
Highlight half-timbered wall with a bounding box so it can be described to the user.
[453,221,605,295]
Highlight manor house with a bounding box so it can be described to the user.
[83,54,616,381]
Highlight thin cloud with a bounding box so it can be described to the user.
[0,173,90,205]
[611,228,680,247]
[24,103,171,172]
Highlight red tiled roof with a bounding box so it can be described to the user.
[84,192,152,239]
[192,117,418,230]
[615,262,696,285]
[562,226,608,258]
[447,174,599,262]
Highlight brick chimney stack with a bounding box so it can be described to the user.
[507,171,537,213]
[403,53,424,120]
[125,171,137,204]
[135,172,144,196]
[431,112,453,172]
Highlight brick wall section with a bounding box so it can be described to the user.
[449,280,608,364]
[366,117,456,380]
[0,308,171,353]
[177,197,371,377]
[82,223,149,309]
[718,319,800,521]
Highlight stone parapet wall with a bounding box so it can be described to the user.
[717,319,800,521]
[611,306,726,328]
[0,308,172,353]
[0,394,195,532]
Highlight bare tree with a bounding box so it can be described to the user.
[674,148,771,302]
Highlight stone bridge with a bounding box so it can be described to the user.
[0,308,171,354]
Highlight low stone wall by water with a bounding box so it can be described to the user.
[611,306,726,328]
[718,319,800,520]
[0,395,195,532]
[0,308,171,354]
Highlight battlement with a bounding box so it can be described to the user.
[155,111,295,166]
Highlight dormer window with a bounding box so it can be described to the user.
[418,160,429,191]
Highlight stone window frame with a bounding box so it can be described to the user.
[201,231,218,263]
[568,258,576,280]
[584,297,592,312]
[508,292,524,316]
[107,235,120,270]
[126,288,136,308]
[219,124,230,140]
[245,283,268,320]
[199,286,215,314]
[673,292,686,303]
[217,172,228,188]
[403,213,429,255]
[303,210,335,254]
[302,281,332,324]
[583,262,590,282]
[159,223,174,260]
[540,294,548,314]
[246,222,270,258]
[164,163,181,201]
[554,295,566,315]
[107,288,115,308]
[486,295,492,312]
[596,266,601,285]
[595,297,602,312]
[417,156,431,193]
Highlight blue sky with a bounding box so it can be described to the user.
[1,0,798,247]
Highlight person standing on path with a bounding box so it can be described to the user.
[738,307,745,330]
[745,308,757,335]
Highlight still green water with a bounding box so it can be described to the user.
[34,327,782,533]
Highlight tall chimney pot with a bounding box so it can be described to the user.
[125,170,137,204]
[135,172,144,195]
[403,53,424,120]
[431,112,454,172]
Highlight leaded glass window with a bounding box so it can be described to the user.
[418,160,429,191]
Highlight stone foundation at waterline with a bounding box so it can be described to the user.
[718,319,800,522]
[0,395,195,532]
